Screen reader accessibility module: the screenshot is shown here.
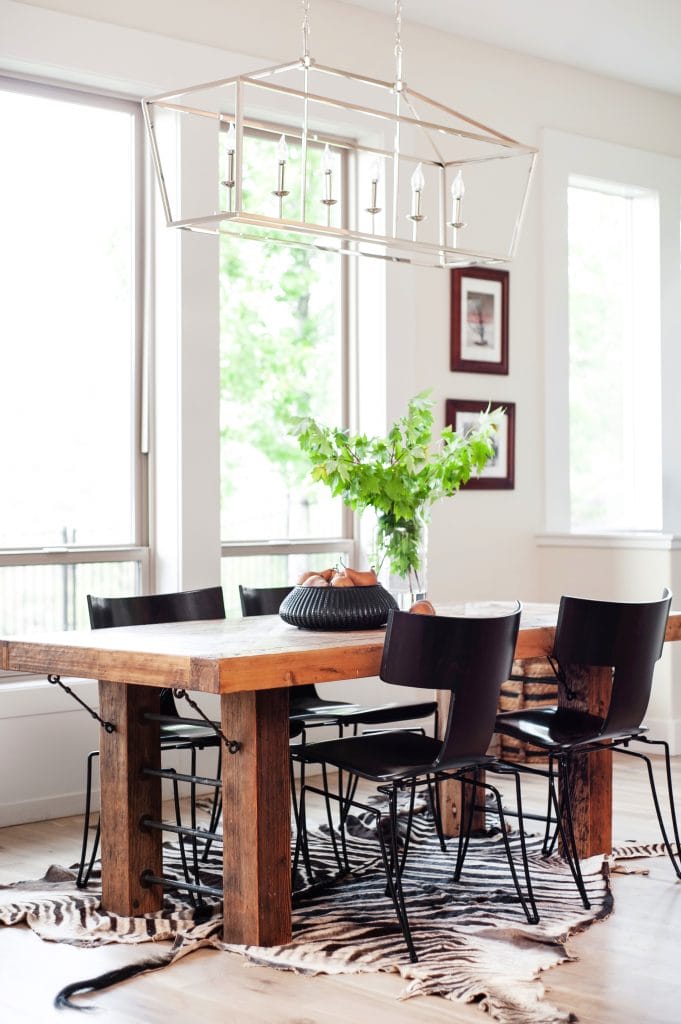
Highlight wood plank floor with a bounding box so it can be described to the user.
[1,756,680,1024]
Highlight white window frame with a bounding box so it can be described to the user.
[0,77,150,646]
[541,128,681,536]
[219,135,357,572]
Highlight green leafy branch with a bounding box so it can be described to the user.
[292,392,503,578]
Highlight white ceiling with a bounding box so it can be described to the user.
[340,0,681,97]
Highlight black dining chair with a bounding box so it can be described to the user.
[238,584,439,738]
[77,586,226,889]
[494,588,679,907]
[293,604,538,962]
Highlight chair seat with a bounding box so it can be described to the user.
[332,699,439,726]
[289,696,438,727]
[289,696,362,721]
[495,705,648,750]
[159,722,222,746]
[297,729,495,782]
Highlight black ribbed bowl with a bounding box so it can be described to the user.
[279,584,398,631]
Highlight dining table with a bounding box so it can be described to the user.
[2,601,679,947]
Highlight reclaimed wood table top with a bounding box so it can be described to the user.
[2,602,680,694]
[0,602,559,693]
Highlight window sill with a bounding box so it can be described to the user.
[536,531,681,550]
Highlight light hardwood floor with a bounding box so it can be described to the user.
[1,757,680,1024]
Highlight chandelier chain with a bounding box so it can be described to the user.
[394,0,404,85]
[301,0,311,62]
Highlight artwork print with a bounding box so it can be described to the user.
[450,268,509,375]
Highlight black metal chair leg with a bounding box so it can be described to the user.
[76,749,100,889]
[543,754,559,855]
[453,775,477,882]
[383,779,417,898]
[292,756,306,882]
[290,754,301,833]
[654,739,681,870]
[297,775,315,881]
[385,784,416,960]
[426,774,447,852]
[376,824,418,961]
[336,772,360,876]
[397,779,418,880]
[320,763,345,874]
[509,770,540,922]
[487,781,539,924]
[336,767,352,873]
[556,757,590,908]
[201,748,223,862]
[617,742,681,878]
[187,748,204,902]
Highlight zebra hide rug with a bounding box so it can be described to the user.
[0,810,616,1024]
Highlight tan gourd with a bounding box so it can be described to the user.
[300,574,330,588]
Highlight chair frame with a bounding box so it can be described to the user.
[495,589,679,907]
[77,587,226,895]
[294,605,539,961]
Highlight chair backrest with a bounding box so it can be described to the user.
[238,585,293,617]
[380,605,522,763]
[553,588,672,734]
[88,587,226,629]
[238,584,319,705]
[87,587,226,716]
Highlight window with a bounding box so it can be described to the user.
[219,133,352,611]
[541,130,680,537]
[567,178,661,530]
[0,80,147,634]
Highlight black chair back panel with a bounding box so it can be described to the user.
[87,587,226,629]
[553,589,671,735]
[239,585,293,617]
[381,607,521,762]
[554,590,671,669]
[87,587,226,716]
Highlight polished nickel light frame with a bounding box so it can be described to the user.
[142,3,537,268]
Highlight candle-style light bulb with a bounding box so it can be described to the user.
[451,169,465,201]
[450,168,466,236]
[322,143,334,206]
[409,162,426,221]
[225,121,236,154]
[411,163,425,194]
[366,157,382,221]
[272,132,290,212]
[223,122,236,191]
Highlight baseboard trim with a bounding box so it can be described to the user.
[0,790,91,828]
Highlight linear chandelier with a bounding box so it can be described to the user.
[142,1,537,268]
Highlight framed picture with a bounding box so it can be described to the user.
[450,267,509,374]
[445,399,515,490]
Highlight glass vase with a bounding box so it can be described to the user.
[372,519,428,611]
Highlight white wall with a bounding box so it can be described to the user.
[5,3,680,599]
[2,0,681,825]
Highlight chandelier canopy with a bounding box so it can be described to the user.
[142,1,537,268]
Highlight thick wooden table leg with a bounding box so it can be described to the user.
[98,681,162,915]
[220,687,291,945]
[560,665,613,857]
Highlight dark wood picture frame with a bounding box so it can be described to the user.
[445,399,515,490]
[450,267,509,374]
